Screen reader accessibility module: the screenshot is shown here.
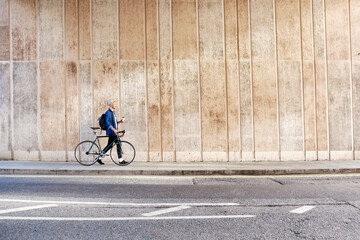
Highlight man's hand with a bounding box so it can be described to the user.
[111,127,118,134]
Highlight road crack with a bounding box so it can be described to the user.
[271,178,285,185]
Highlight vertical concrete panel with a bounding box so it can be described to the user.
[200,61,227,161]
[66,62,79,161]
[79,62,92,142]
[92,0,118,60]
[351,1,360,157]
[238,0,252,159]
[147,59,161,161]
[301,0,316,159]
[303,61,316,154]
[65,0,79,160]
[0,0,9,60]
[120,0,145,60]
[353,62,360,155]
[146,0,158,61]
[173,0,199,161]
[313,0,328,157]
[11,0,37,61]
[40,61,66,160]
[65,0,78,61]
[199,0,223,60]
[252,61,278,157]
[276,0,301,60]
[38,0,64,60]
[250,0,275,60]
[93,60,119,124]
[79,0,91,60]
[173,61,201,161]
[227,60,240,161]
[120,62,147,161]
[276,0,303,160]
[326,0,352,159]
[315,61,328,155]
[325,0,349,61]
[240,61,252,157]
[224,0,237,59]
[225,0,240,161]
[93,60,119,157]
[301,0,313,60]
[0,63,11,159]
[351,1,360,60]
[199,0,226,161]
[146,0,161,161]
[13,62,38,159]
[238,0,250,59]
[172,0,197,60]
[328,61,351,154]
[120,0,147,160]
[159,0,174,161]
[160,60,174,161]
[251,0,278,159]
[278,61,303,157]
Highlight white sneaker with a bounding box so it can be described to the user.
[118,158,123,163]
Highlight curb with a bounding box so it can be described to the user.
[1,168,360,176]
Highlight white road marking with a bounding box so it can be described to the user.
[0,215,256,221]
[0,199,239,207]
[142,205,191,217]
[290,206,315,214]
[0,204,58,215]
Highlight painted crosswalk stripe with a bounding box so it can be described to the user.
[290,206,315,214]
[0,215,256,221]
[0,204,58,215]
[142,205,191,217]
[0,199,239,207]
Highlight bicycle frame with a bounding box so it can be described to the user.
[90,135,120,154]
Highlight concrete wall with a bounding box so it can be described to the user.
[0,0,360,162]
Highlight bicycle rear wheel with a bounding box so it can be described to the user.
[74,140,100,166]
[110,140,136,166]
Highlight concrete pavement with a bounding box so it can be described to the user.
[1,159,360,176]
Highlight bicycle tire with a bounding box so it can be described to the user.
[74,140,100,166]
[110,140,136,166]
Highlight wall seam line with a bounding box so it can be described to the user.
[311,0,318,160]
[248,0,255,161]
[8,0,14,160]
[64,0,68,162]
[36,0,42,161]
[348,0,354,160]
[323,0,330,160]
[196,0,203,162]
[77,0,81,146]
[170,0,176,162]
[273,0,281,161]
[144,0,150,162]
[223,0,229,162]
[299,0,306,161]
[118,0,121,130]
[235,0,242,161]
[157,0,163,162]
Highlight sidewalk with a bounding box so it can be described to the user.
[1,159,360,176]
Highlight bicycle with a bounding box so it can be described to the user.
[74,127,136,166]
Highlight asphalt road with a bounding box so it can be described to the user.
[0,174,359,240]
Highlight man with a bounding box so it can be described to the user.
[97,100,126,165]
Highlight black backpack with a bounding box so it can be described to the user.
[98,113,107,130]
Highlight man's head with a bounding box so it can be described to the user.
[108,100,117,110]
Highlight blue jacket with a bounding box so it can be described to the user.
[105,109,118,136]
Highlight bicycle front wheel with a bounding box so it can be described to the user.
[74,140,100,166]
[110,140,136,166]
